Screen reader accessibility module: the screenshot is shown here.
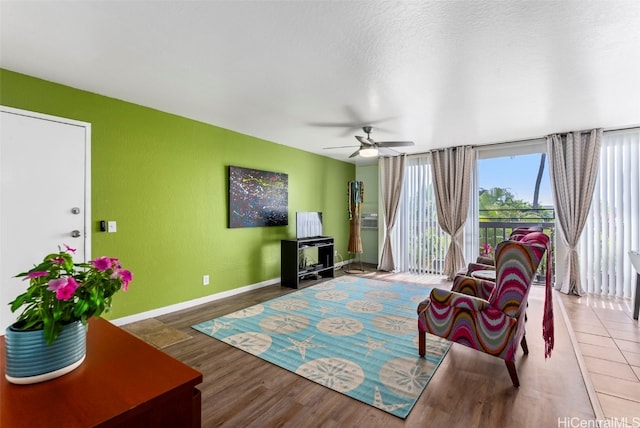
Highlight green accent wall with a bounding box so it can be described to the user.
[0,68,355,319]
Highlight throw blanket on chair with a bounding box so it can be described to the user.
[521,232,554,358]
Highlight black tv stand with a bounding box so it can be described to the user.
[281,236,335,288]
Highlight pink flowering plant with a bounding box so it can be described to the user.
[10,244,132,344]
[481,243,493,257]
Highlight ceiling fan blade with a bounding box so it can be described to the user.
[376,141,415,147]
[307,121,365,137]
[355,135,374,145]
[349,149,361,158]
[343,107,398,128]
[308,121,365,129]
[367,116,399,126]
[323,145,360,149]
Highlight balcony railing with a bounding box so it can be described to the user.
[478,208,555,281]
[402,209,555,277]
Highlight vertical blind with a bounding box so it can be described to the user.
[391,155,449,273]
[580,130,640,297]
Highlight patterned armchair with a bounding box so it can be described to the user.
[417,235,549,387]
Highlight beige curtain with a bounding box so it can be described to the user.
[430,146,473,279]
[378,155,406,271]
[547,129,602,295]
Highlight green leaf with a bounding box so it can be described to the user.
[9,295,26,313]
[73,299,89,317]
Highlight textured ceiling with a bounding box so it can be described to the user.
[1,1,639,164]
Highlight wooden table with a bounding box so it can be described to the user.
[1,318,202,427]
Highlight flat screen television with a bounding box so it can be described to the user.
[296,212,323,239]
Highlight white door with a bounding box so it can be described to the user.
[0,106,90,331]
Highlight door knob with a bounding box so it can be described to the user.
[70,230,81,238]
[71,207,81,215]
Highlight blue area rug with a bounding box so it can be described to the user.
[192,276,451,419]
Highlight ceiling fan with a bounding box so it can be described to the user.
[324,126,415,158]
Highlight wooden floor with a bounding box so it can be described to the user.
[126,267,601,427]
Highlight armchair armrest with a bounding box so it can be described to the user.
[466,262,495,276]
[428,288,490,312]
[476,256,495,266]
[451,274,496,300]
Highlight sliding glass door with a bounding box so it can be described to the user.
[476,148,554,275]
[388,130,638,299]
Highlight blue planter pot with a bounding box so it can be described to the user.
[4,320,87,384]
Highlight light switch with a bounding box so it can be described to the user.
[107,221,117,233]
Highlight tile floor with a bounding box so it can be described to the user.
[559,292,640,425]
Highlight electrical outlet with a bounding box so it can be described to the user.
[107,221,117,233]
[203,275,210,286]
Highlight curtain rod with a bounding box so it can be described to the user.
[405,137,540,158]
[405,124,640,157]
[472,125,640,149]
[603,124,640,132]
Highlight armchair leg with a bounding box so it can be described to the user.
[505,361,520,388]
[521,336,529,355]
[419,331,426,357]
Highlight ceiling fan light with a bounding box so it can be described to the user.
[359,147,378,157]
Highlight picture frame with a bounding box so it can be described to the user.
[228,166,288,228]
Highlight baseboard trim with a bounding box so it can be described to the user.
[111,277,280,326]
[113,259,365,326]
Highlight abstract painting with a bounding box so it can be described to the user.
[228,166,288,228]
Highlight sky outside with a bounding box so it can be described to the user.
[478,154,553,207]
